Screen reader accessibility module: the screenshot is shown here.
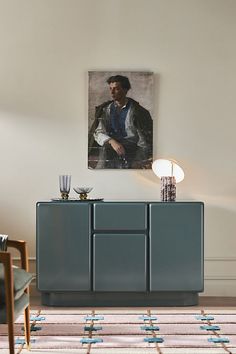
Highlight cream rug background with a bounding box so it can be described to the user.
[0,307,236,354]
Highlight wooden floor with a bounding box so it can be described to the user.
[199,296,236,307]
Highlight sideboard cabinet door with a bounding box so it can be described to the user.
[36,202,91,291]
[150,202,204,291]
[93,233,147,291]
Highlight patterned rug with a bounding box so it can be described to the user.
[1,308,236,353]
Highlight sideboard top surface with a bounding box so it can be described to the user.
[37,201,204,206]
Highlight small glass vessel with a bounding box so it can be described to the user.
[59,175,71,200]
[73,187,93,200]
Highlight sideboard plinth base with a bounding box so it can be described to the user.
[41,291,199,307]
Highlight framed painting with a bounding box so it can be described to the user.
[88,71,154,169]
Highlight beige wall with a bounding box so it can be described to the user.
[0,0,236,296]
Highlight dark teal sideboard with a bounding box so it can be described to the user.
[36,201,204,306]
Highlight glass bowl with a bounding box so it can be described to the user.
[73,187,93,200]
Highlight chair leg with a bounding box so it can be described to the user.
[7,316,15,354]
[3,252,15,354]
[24,305,31,349]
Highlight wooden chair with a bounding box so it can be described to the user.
[0,239,34,354]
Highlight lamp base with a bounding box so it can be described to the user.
[160,176,176,201]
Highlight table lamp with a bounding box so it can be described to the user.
[152,159,184,201]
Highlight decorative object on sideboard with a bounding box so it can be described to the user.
[59,175,71,200]
[73,187,93,200]
[152,159,184,201]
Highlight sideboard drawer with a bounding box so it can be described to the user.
[93,202,147,230]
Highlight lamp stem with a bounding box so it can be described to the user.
[171,162,173,177]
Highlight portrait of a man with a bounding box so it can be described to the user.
[88,71,154,169]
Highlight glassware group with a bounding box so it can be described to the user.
[59,175,92,200]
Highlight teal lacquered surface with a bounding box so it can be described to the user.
[93,203,147,230]
[93,233,147,291]
[149,202,204,291]
[36,202,91,291]
[36,200,204,306]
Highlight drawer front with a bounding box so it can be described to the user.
[93,233,147,291]
[93,203,147,230]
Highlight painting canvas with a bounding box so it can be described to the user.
[88,71,154,169]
